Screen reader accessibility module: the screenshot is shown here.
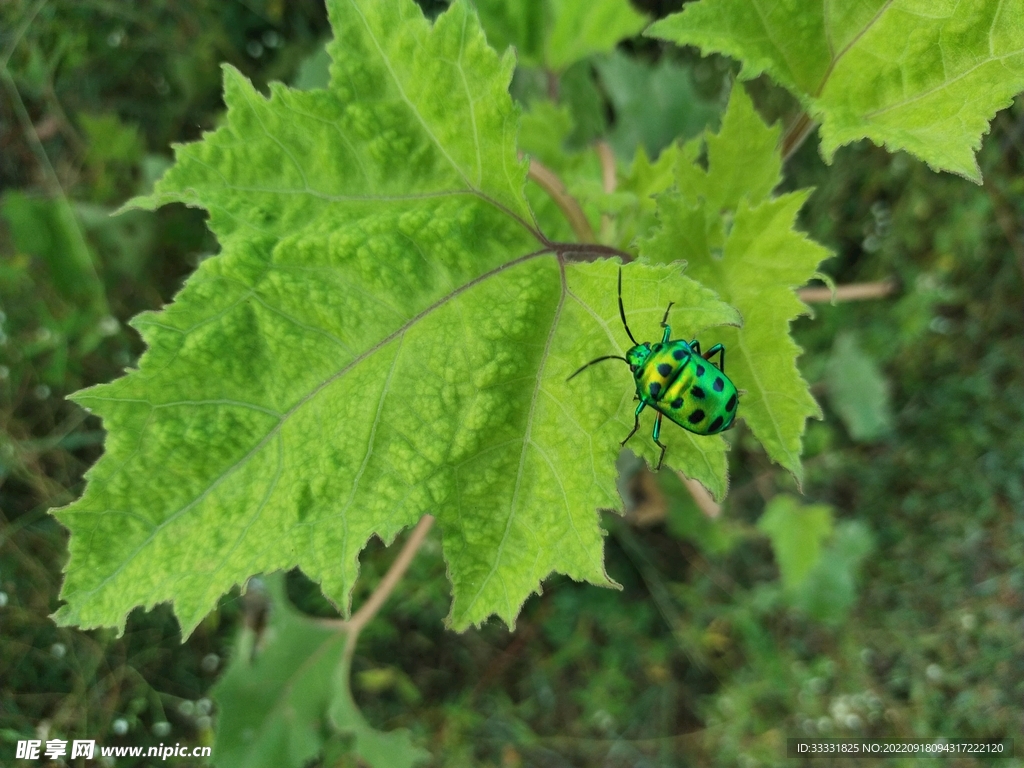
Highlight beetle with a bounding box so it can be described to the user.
[568,269,739,470]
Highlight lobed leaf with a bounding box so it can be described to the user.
[53,0,738,636]
[649,0,1024,181]
[642,86,829,483]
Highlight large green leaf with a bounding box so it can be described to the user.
[53,0,738,635]
[649,0,1024,181]
[641,85,828,483]
[473,0,647,71]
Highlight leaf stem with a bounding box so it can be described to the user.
[553,241,634,262]
[781,112,817,163]
[528,158,596,243]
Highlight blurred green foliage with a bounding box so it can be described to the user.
[825,331,894,443]
[2,0,1023,766]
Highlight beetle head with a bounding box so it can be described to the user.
[625,343,651,371]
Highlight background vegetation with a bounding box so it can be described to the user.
[2,0,1022,766]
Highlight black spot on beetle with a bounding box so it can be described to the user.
[713,377,724,392]
[709,415,724,432]
[670,398,684,409]
[650,382,661,397]
[688,409,705,424]
[691,386,705,399]
[726,393,737,411]
[696,364,705,376]
[673,348,686,360]
[657,363,673,377]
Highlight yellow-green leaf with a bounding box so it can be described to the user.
[649,0,1024,181]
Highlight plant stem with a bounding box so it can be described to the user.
[596,141,617,194]
[596,140,617,240]
[679,473,720,518]
[347,514,435,636]
[798,279,896,303]
[528,158,596,243]
[545,69,560,101]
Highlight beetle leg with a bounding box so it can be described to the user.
[660,303,674,343]
[703,343,725,372]
[688,339,702,356]
[653,412,667,471]
[621,400,646,447]
[660,302,675,328]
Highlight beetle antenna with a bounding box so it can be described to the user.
[567,355,629,381]
[618,268,639,346]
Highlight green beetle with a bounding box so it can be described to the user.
[568,269,739,470]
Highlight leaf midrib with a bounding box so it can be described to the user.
[460,258,567,620]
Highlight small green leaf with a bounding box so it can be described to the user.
[642,86,829,482]
[292,45,332,91]
[826,332,894,442]
[473,0,647,71]
[79,113,145,166]
[595,51,722,160]
[648,0,1024,181]
[559,60,608,146]
[519,99,576,166]
[1,192,106,311]
[211,575,427,768]
[757,494,833,590]
[791,520,874,625]
[603,141,691,251]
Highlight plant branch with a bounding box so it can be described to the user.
[348,514,435,636]
[596,140,617,240]
[545,68,560,101]
[317,513,435,641]
[679,473,720,518]
[781,112,817,163]
[528,158,596,243]
[798,279,896,303]
[596,141,617,194]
